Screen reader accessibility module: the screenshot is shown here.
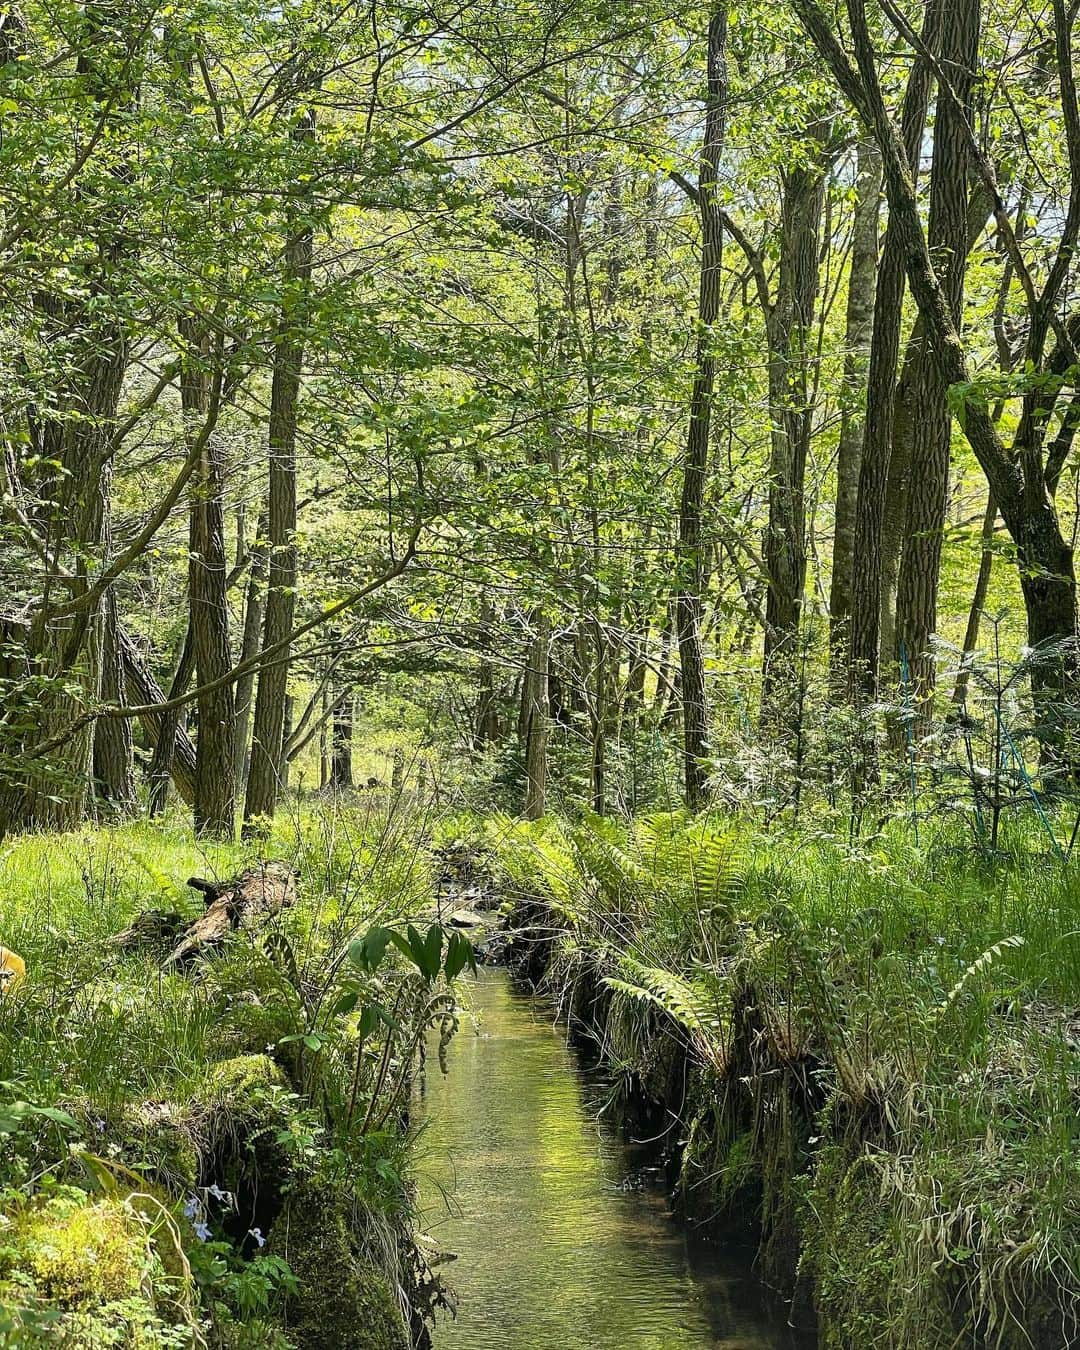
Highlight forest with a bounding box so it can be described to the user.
[1,0,1079,1346]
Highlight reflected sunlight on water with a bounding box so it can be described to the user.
[417,968,816,1350]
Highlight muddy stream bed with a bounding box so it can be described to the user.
[418,966,816,1349]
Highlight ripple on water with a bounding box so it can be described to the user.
[417,968,815,1350]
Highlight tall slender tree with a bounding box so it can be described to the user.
[828,141,880,698]
[677,2,727,810]
[893,0,979,730]
[761,135,829,727]
[244,76,316,832]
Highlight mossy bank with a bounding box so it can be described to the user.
[0,806,461,1348]
[487,809,1080,1350]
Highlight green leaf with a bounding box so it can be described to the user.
[444,930,474,981]
[330,989,359,1017]
[349,925,392,974]
[423,923,444,980]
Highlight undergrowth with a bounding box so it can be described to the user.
[483,807,1080,1349]
[0,797,462,1348]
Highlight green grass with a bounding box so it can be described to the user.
[5,800,1079,1347]
[0,799,450,1348]
[486,808,1080,1349]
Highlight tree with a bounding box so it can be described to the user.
[792,0,1080,768]
[828,141,880,698]
[892,0,979,731]
[244,76,316,833]
[676,2,727,810]
[760,128,829,729]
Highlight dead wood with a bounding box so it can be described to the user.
[105,860,299,970]
[161,859,297,969]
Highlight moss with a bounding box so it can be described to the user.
[800,1147,955,1350]
[17,1194,149,1306]
[189,1055,296,1248]
[116,1103,200,1194]
[801,1152,894,1349]
[205,958,299,1066]
[0,1189,192,1347]
[271,1186,407,1350]
[198,1055,289,1114]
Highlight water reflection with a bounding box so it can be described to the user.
[417,967,815,1350]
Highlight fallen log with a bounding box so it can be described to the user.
[162,861,297,969]
[111,909,186,952]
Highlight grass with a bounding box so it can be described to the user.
[484,808,1080,1349]
[4,797,1079,1347]
[0,797,454,1349]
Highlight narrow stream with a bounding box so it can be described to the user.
[418,967,816,1350]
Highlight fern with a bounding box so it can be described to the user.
[604,959,724,1059]
[570,824,650,908]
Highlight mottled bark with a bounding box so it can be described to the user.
[950,492,997,709]
[244,101,315,832]
[330,691,354,789]
[794,0,1080,767]
[183,316,236,837]
[118,628,197,808]
[829,141,881,700]
[882,191,993,672]
[761,149,827,727]
[845,0,943,704]
[677,3,727,810]
[893,0,979,732]
[147,622,195,817]
[233,513,268,786]
[94,587,135,814]
[521,614,549,820]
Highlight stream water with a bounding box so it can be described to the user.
[418,967,816,1350]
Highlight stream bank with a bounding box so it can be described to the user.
[418,967,812,1349]
[468,814,1080,1349]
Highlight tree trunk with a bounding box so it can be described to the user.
[183,315,236,837]
[94,587,136,815]
[796,0,1080,769]
[233,512,268,787]
[894,0,978,733]
[878,321,920,670]
[521,614,550,820]
[330,690,354,788]
[118,628,197,807]
[761,149,827,728]
[882,191,994,674]
[147,623,195,817]
[319,681,331,788]
[950,492,997,708]
[829,141,881,699]
[677,2,727,810]
[243,104,315,833]
[589,624,608,815]
[845,0,943,705]
[475,595,500,749]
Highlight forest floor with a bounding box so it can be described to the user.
[0,801,457,1349]
[0,802,1078,1348]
